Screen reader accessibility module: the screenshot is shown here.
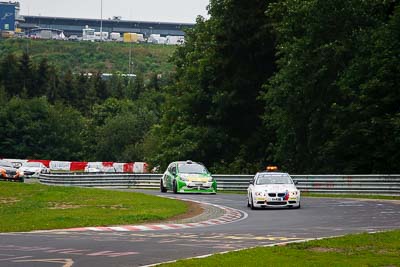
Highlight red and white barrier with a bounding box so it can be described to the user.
[2,158,149,173]
[27,159,51,168]
[70,162,88,172]
[49,161,71,171]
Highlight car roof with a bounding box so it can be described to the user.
[256,172,289,175]
[172,161,203,165]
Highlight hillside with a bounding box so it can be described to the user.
[0,39,176,75]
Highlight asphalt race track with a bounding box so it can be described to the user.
[1,191,400,267]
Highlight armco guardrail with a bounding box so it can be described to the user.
[38,173,400,195]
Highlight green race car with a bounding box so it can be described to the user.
[160,160,217,194]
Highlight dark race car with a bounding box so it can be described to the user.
[0,160,24,182]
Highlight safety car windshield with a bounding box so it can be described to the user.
[256,174,293,185]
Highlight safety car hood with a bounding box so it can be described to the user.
[255,184,297,192]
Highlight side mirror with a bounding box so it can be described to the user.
[172,170,177,176]
[249,180,254,185]
[294,180,299,185]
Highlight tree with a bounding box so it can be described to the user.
[19,51,34,97]
[95,104,158,162]
[59,69,78,104]
[32,58,50,97]
[0,97,85,160]
[263,0,398,173]
[327,3,400,173]
[126,72,145,100]
[147,0,277,173]
[0,54,20,97]
[46,65,61,104]
[93,72,109,101]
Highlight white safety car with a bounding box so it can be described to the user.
[247,169,300,209]
[19,162,49,177]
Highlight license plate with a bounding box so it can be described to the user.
[270,197,283,201]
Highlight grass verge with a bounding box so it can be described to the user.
[0,182,187,232]
[160,230,400,266]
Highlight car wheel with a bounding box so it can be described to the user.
[250,194,256,210]
[294,203,301,209]
[160,179,167,193]
[247,193,251,207]
[173,180,178,194]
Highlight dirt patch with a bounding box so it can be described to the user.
[309,247,344,253]
[0,197,20,204]
[160,201,204,222]
[98,204,129,210]
[48,203,132,210]
[170,201,204,221]
[48,202,85,210]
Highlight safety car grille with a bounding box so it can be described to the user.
[267,202,287,205]
[268,193,286,197]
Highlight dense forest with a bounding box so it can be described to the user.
[0,52,164,162]
[1,0,399,174]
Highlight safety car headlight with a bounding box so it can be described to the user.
[289,191,298,196]
[255,191,265,197]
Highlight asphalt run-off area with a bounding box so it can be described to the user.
[1,191,400,267]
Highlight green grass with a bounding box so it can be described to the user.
[161,230,400,266]
[0,39,176,76]
[0,182,187,232]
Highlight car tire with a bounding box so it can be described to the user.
[247,194,251,207]
[173,180,178,194]
[160,179,167,193]
[250,194,256,210]
[294,203,301,209]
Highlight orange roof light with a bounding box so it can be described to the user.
[266,166,278,172]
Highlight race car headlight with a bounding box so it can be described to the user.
[179,176,189,182]
[255,191,265,197]
[289,191,298,196]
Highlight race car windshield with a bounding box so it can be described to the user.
[178,163,208,174]
[256,175,293,185]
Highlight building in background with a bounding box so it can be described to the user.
[0,1,23,36]
[27,27,65,39]
[19,15,193,38]
[1,1,192,43]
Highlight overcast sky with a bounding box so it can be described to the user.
[18,0,210,23]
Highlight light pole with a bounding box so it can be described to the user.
[100,0,103,41]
